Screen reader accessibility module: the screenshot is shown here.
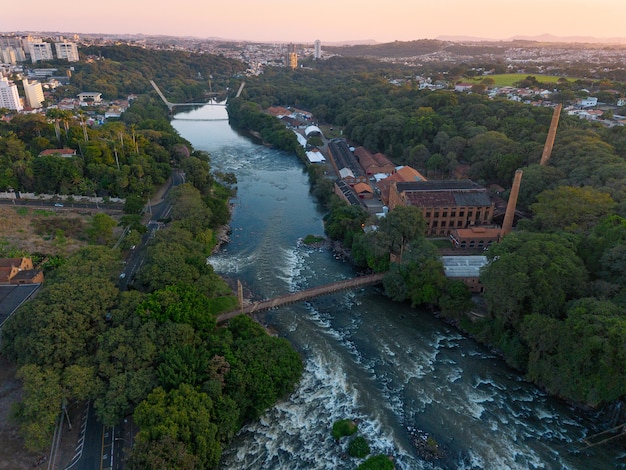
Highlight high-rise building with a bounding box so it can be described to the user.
[0,76,23,111]
[314,40,321,60]
[55,42,79,62]
[22,79,44,108]
[0,48,17,64]
[285,43,298,69]
[29,41,54,63]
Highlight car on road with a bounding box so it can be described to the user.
[54,203,64,207]
[119,273,126,279]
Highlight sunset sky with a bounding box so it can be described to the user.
[2,0,625,43]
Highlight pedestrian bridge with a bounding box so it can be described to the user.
[150,80,245,111]
[216,273,385,324]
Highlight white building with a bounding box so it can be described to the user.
[22,79,44,108]
[0,76,23,111]
[580,97,598,108]
[55,42,79,62]
[29,42,54,63]
[314,40,321,59]
[78,92,102,104]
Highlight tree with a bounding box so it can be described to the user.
[134,384,222,469]
[13,365,63,451]
[224,316,302,424]
[378,205,426,257]
[87,213,117,245]
[481,232,587,325]
[521,298,626,406]
[530,186,616,233]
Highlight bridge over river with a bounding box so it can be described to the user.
[216,273,385,324]
[150,80,245,111]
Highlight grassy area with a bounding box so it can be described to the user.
[469,74,574,87]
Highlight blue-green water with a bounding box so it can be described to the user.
[172,104,625,470]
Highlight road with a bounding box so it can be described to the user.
[64,170,184,470]
[0,199,124,212]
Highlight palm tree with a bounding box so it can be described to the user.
[46,108,63,143]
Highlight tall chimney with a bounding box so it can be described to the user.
[501,169,523,237]
[539,104,562,166]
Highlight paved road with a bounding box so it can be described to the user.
[0,284,40,328]
[0,199,124,211]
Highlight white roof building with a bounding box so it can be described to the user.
[306,149,326,163]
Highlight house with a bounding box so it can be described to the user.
[0,258,44,285]
[579,97,598,108]
[353,182,374,199]
[77,92,102,104]
[388,180,494,236]
[334,179,364,207]
[353,147,396,176]
[375,166,427,205]
[454,83,474,92]
[39,148,77,158]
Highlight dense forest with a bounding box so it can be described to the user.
[234,63,626,409]
[60,45,246,101]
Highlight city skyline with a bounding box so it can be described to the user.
[2,0,626,44]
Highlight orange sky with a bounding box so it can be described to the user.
[2,0,625,43]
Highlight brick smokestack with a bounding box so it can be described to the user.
[501,169,523,237]
[539,104,562,166]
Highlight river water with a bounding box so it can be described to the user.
[171,104,625,470]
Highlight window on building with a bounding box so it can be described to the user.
[451,211,456,217]
[441,221,446,228]
[442,212,448,218]
[434,211,440,218]
[432,221,438,228]
[459,211,465,217]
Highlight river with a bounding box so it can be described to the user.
[171,104,625,470]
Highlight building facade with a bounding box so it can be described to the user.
[0,76,23,111]
[314,40,321,59]
[55,42,79,62]
[22,79,44,108]
[28,41,54,63]
[285,43,297,69]
[388,180,494,236]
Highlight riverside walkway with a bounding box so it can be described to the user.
[216,273,384,324]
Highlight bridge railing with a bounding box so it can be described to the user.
[216,273,384,324]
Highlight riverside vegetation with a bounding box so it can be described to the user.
[1,93,302,467]
[2,42,626,465]
[228,61,626,414]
